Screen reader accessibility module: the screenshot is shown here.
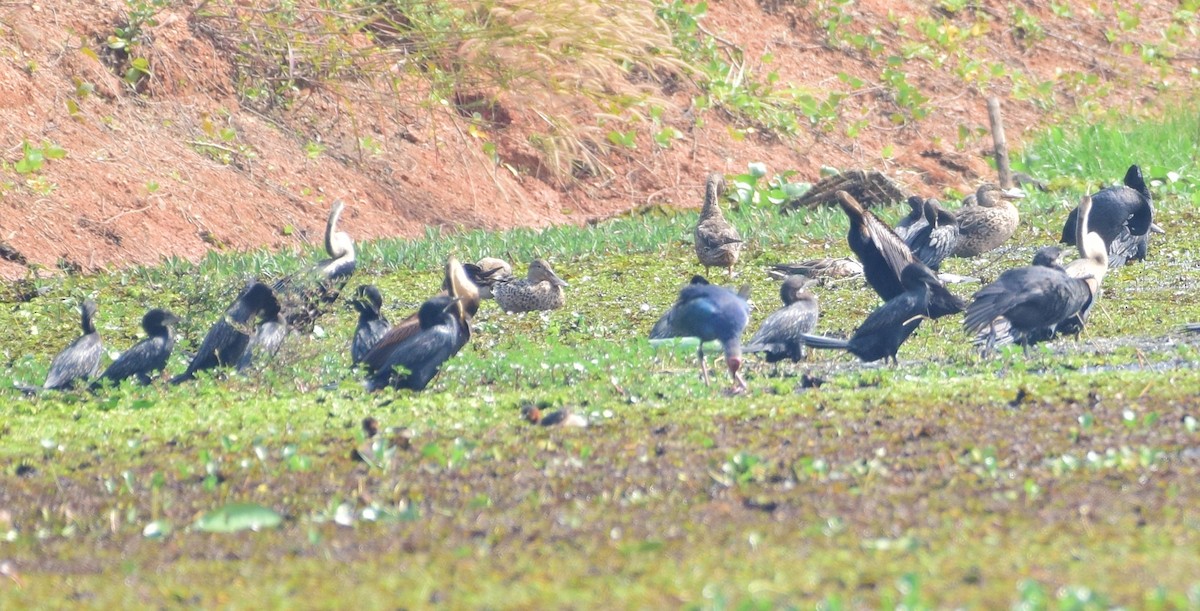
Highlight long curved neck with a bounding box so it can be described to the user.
[81,305,96,335]
[325,201,345,258]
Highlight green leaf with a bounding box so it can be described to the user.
[194,502,283,533]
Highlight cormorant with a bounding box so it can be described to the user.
[360,257,481,376]
[274,200,356,332]
[800,263,937,364]
[662,277,751,393]
[904,198,959,271]
[965,197,1105,349]
[1060,164,1157,267]
[350,285,390,366]
[969,246,1067,351]
[893,196,929,242]
[365,295,462,392]
[170,282,281,383]
[694,173,743,276]
[235,302,287,372]
[92,308,179,388]
[834,190,964,319]
[23,300,103,392]
[745,275,819,364]
[492,259,568,312]
[953,184,1025,258]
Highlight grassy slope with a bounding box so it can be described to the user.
[2,111,1200,607]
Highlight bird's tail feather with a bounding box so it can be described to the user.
[800,333,849,350]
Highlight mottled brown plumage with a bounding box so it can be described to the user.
[953,184,1024,258]
[694,173,743,276]
[493,259,568,312]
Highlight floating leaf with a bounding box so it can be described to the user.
[194,503,283,533]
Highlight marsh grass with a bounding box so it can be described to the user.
[2,110,1200,607]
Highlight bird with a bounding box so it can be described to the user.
[274,200,356,332]
[744,275,820,365]
[768,258,863,282]
[893,196,929,242]
[91,308,180,388]
[350,285,390,366]
[649,275,710,340]
[492,259,568,313]
[903,198,959,271]
[1056,195,1110,337]
[965,197,1105,351]
[19,300,103,392]
[661,277,751,393]
[235,303,287,372]
[365,295,463,392]
[170,282,282,383]
[952,183,1025,258]
[1060,164,1157,267]
[468,257,513,299]
[360,257,481,376]
[1031,245,1067,269]
[694,173,743,276]
[800,263,938,364]
[968,246,1068,351]
[834,190,964,319]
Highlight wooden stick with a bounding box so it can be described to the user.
[987,96,1012,189]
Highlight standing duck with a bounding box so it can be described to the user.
[170,282,281,383]
[952,184,1025,258]
[661,278,750,393]
[492,259,568,313]
[1060,164,1158,267]
[903,198,959,271]
[834,190,964,319]
[275,200,356,332]
[744,275,820,365]
[694,173,743,277]
[19,300,103,392]
[350,285,390,366]
[92,308,180,388]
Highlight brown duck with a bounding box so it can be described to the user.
[952,184,1025,258]
[493,259,568,313]
[694,173,743,276]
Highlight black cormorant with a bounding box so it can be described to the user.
[904,198,959,271]
[744,275,819,364]
[365,295,462,392]
[275,200,357,332]
[25,300,103,392]
[894,196,929,242]
[235,301,287,372]
[1060,164,1157,267]
[170,282,281,383]
[351,285,390,366]
[92,308,179,388]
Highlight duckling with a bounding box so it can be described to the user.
[350,285,390,366]
[744,275,819,365]
[92,308,180,388]
[492,259,568,313]
[19,300,103,392]
[694,173,743,276]
[952,184,1025,258]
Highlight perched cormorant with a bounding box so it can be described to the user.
[92,308,179,388]
[662,278,751,393]
[22,300,103,392]
[904,198,959,271]
[170,282,281,383]
[649,275,710,340]
[274,200,357,331]
[744,275,819,364]
[360,257,481,376]
[694,173,743,276]
[834,190,964,319]
[365,295,462,392]
[350,285,390,365]
[969,246,1067,351]
[1060,164,1157,267]
[492,259,568,313]
[800,263,937,364]
[953,184,1025,257]
[235,302,287,372]
[893,196,929,242]
[965,197,1105,349]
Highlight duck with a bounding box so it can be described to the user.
[768,258,863,282]
[1060,164,1158,267]
[365,295,463,392]
[834,190,964,319]
[274,200,356,332]
[19,300,103,392]
[350,285,390,366]
[903,198,959,271]
[800,263,938,364]
[694,173,743,276]
[660,276,750,393]
[360,257,481,376]
[92,308,179,388]
[492,259,568,313]
[744,275,819,365]
[170,282,281,383]
[952,184,1025,258]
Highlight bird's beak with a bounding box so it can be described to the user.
[442,297,463,313]
[1001,187,1026,200]
[1150,223,1165,235]
[549,273,568,288]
